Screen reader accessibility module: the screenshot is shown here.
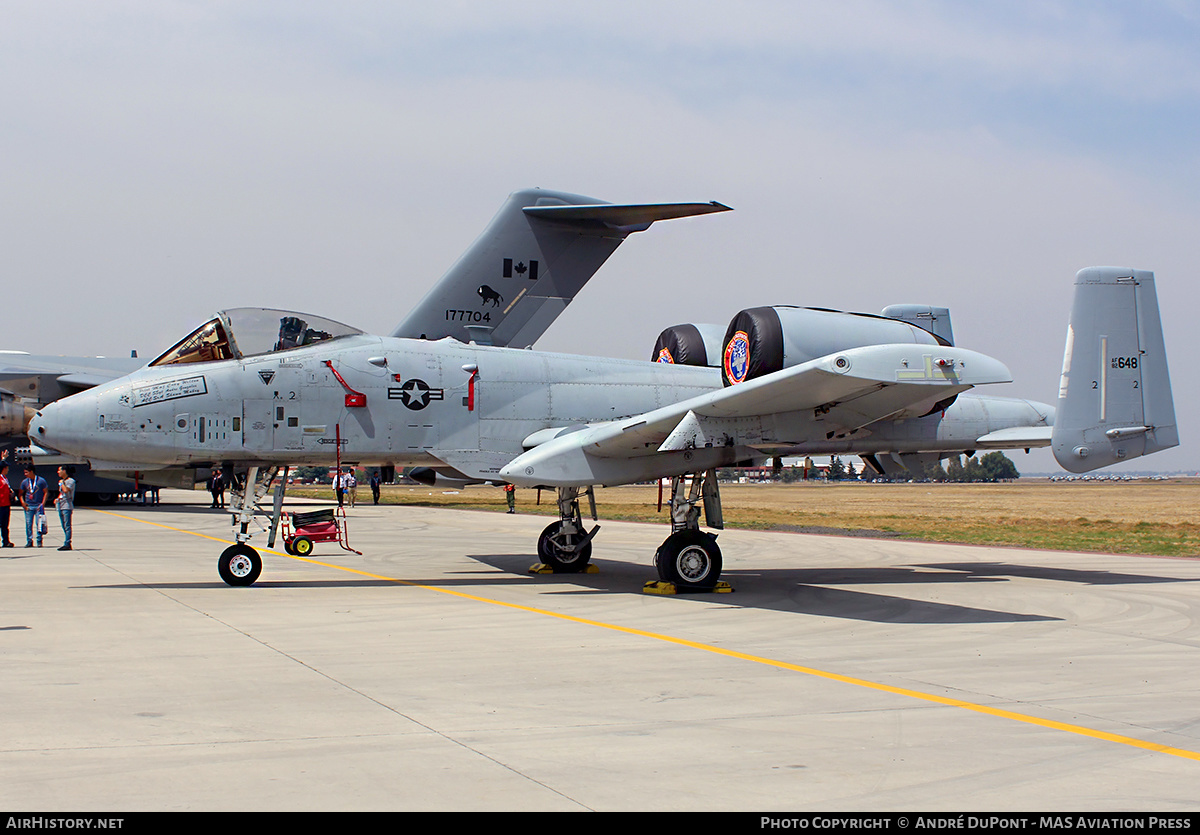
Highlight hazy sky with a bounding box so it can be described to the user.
[3,1,1198,471]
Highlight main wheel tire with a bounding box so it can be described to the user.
[291,536,314,556]
[537,521,592,573]
[655,530,722,590]
[218,544,262,586]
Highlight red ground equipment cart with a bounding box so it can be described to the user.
[281,507,361,556]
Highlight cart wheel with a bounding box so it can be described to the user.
[292,537,314,556]
[282,540,295,555]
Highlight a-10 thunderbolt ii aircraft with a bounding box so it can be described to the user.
[29,206,1176,589]
[6,188,729,492]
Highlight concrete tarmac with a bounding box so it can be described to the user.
[3,490,1199,811]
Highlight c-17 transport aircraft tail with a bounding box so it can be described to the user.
[28,247,1176,589]
[392,188,731,348]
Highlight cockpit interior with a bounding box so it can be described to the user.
[150,308,363,367]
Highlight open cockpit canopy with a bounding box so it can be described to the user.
[149,308,364,367]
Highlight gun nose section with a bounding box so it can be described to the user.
[27,400,72,455]
[28,407,51,447]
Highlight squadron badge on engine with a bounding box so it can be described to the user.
[724,330,750,384]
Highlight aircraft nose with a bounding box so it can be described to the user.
[28,407,53,449]
[28,400,76,455]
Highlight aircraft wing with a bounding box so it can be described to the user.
[500,344,1012,487]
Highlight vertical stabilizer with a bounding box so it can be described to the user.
[391,189,729,348]
[1052,267,1177,472]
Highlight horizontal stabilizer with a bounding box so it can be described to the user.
[974,426,1053,449]
[523,201,731,232]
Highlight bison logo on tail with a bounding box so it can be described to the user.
[477,285,503,307]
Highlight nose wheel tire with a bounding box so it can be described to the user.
[537,521,592,573]
[218,544,262,586]
[655,530,722,590]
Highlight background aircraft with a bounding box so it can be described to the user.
[28,258,1175,590]
[2,353,144,501]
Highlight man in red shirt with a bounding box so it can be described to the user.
[0,450,13,548]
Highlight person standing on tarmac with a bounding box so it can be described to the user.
[19,464,47,548]
[55,466,75,551]
[209,470,225,508]
[0,451,14,548]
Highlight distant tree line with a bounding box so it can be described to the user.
[924,452,1020,482]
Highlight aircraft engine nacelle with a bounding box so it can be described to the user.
[651,323,725,367]
[0,389,36,437]
[720,306,946,386]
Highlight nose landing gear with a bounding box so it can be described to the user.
[216,465,281,587]
[218,543,262,586]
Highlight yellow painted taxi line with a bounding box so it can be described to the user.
[95,509,1200,763]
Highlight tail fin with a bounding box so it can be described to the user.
[1052,267,1178,472]
[391,188,730,348]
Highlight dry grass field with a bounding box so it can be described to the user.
[298,478,1200,558]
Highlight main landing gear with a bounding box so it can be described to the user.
[534,486,600,574]
[649,469,729,593]
[532,470,731,594]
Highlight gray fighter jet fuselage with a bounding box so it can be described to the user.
[28,313,1040,476]
[28,265,1176,591]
